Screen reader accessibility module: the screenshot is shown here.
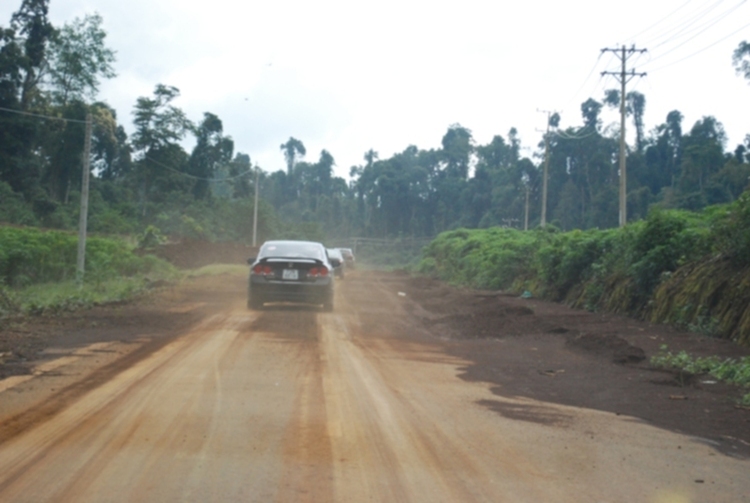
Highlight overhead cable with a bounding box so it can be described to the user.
[625,0,696,43]
[143,155,255,182]
[0,105,88,124]
[644,0,746,65]
[646,19,750,72]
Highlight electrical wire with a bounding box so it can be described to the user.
[625,0,696,43]
[143,155,255,182]
[646,19,750,72]
[564,52,604,110]
[644,0,746,65]
[641,0,728,48]
[0,105,88,124]
[554,127,600,140]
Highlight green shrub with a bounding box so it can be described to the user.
[710,191,750,267]
[651,345,750,402]
[0,182,37,226]
[0,226,175,287]
[628,209,710,300]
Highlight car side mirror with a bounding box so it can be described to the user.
[246,257,256,264]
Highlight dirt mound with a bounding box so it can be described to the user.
[148,239,259,269]
[566,332,646,363]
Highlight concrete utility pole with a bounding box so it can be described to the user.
[76,112,92,287]
[601,45,646,227]
[524,185,530,231]
[536,109,556,227]
[252,165,260,247]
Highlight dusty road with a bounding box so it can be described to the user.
[0,271,749,502]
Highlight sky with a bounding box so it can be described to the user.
[2,0,749,179]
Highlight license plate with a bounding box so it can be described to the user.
[282,269,298,280]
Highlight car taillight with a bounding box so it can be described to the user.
[252,264,273,276]
[308,266,329,277]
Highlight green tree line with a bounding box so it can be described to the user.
[2,0,750,244]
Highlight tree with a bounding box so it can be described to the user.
[46,13,116,106]
[228,152,251,199]
[441,124,473,179]
[604,89,646,152]
[280,137,306,175]
[10,0,53,109]
[678,116,726,202]
[131,84,193,213]
[580,98,602,130]
[189,112,233,200]
[0,1,52,199]
[733,41,750,82]
[132,84,191,152]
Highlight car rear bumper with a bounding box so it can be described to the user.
[249,278,333,305]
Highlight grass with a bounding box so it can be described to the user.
[651,345,750,405]
[186,264,248,278]
[0,262,251,319]
[9,277,160,315]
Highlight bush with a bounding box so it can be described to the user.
[0,182,37,226]
[628,209,710,300]
[0,226,175,287]
[710,191,750,267]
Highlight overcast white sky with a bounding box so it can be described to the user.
[2,0,749,178]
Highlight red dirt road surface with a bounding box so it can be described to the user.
[1,269,749,502]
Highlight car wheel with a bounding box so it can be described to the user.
[248,296,263,310]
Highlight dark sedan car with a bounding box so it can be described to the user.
[327,248,345,279]
[247,240,338,311]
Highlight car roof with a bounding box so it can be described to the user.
[262,240,324,247]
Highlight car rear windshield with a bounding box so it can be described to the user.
[259,242,326,261]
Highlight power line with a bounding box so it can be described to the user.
[142,155,255,182]
[554,127,599,140]
[641,0,728,48]
[645,0,746,64]
[625,0,696,43]
[0,105,88,124]
[646,19,750,72]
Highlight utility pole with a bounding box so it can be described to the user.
[536,109,556,227]
[524,184,530,231]
[252,165,259,247]
[76,112,92,287]
[601,45,646,227]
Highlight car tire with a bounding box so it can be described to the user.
[248,296,263,310]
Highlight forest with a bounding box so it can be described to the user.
[2,0,750,245]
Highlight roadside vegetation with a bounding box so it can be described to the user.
[651,345,750,406]
[417,192,750,347]
[0,227,177,317]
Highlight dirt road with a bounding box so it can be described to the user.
[0,271,748,502]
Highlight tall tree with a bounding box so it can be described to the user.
[280,137,306,175]
[10,0,53,109]
[45,13,116,106]
[131,84,192,213]
[604,89,646,152]
[441,124,473,179]
[189,112,234,200]
[580,98,603,130]
[733,41,750,82]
